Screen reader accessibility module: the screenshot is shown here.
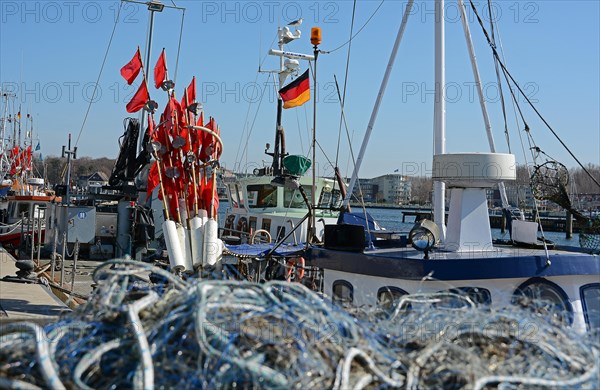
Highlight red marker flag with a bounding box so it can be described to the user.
[147,161,160,197]
[126,82,150,113]
[120,48,143,85]
[183,76,196,108]
[154,49,167,89]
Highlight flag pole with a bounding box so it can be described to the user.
[153,156,170,221]
[183,88,200,216]
[310,27,322,243]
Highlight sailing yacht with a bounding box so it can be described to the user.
[305,0,600,334]
[221,25,341,246]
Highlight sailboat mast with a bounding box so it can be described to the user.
[342,0,414,209]
[273,29,285,175]
[433,0,447,240]
[458,0,509,208]
[17,106,21,149]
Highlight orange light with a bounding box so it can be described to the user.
[311,27,322,46]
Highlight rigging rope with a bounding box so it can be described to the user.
[172,8,186,85]
[233,32,278,172]
[335,0,357,174]
[468,0,600,189]
[74,2,122,148]
[323,0,385,54]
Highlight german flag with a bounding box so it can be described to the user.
[279,70,310,109]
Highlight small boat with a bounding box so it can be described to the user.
[304,0,600,334]
[221,25,341,246]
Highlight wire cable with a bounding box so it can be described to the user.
[74,2,123,148]
[468,0,600,189]
[323,0,386,54]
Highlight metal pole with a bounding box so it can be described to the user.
[273,29,285,174]
[36,209,43,265]
[64,134,72,205]
[19,212,24,257]
[457,0,509,209]
[311,47,318,242]
[71,240,79,293]
[433,0,447,240]
[31,207,38,264]
[60,232,66,287]
[342,0,414,209]
[51,228,58,280]
[139,9,156,152]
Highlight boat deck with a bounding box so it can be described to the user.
[0,249,69,322]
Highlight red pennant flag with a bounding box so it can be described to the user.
[202,180,219,218]
[199,117,213,162]
[145,113,155,138]
[120,48,143,85]
[154,49,167,89]
[126,82,149,113]
[181,89,188,113]
[191,112,204,155]
[181,76,196,110]
[147,161,160,197]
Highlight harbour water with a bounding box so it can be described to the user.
[365,207,581,247]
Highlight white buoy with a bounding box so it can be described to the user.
[163,220,186,270]
[176,223,193,271]
[197,208,208,225]
[190,216,205,267]
[203,219,222,266]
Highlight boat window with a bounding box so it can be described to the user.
[33,203,47,219]
[236,185,245,208]
[228,184,240,208]
[319,189,342,209]
[445,287,492,306]
[17,203,30,218]
[377,286,408,311]
[247,184,278,208]
[276,226,285,241]
[512,278,573,325]
[332,280,353,306]
[283,188,307,209]
[580,283,600,333]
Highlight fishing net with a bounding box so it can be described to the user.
[531,161,571,209]
[0,260,598,389]
[531,161,600,252]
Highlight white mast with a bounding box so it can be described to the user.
[342,0,414,208]
[433,0,447,239]
[458,0,509,208]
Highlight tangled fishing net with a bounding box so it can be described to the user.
[1,260,598,389]
[531,161,600,252]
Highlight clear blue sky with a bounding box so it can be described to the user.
[1,0,598,178]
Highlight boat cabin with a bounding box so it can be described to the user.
[4,195,57,224]
[222,175,341,244]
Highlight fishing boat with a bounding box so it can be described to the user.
[303,0,600,334]
[0,91,51,253]
[221,24,341,246]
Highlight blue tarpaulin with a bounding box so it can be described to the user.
[224,243,306,258]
